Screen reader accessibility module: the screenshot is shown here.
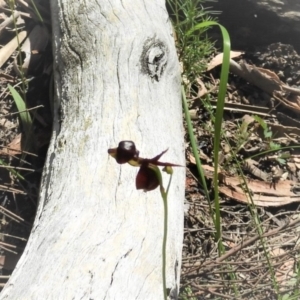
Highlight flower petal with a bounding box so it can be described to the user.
[136,166,159,191]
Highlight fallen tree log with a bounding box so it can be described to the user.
[0,1,185,299]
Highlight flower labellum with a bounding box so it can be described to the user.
[136,164,159,191]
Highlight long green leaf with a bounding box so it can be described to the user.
[8,84,32,133]
[188,20,231,254]
[8,84,34,151]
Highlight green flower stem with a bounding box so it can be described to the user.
[161,171,173,300]
[151,165,173,300]
[162,189,168,300]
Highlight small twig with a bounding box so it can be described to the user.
[0,205,25,223]
[0,245,18,254]
[0,165,34,172]
[0,241,17,249]
[3,105,44,117]
[0,184,26,195]
[0,233,27,241]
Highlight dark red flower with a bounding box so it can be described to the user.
[108,141,181,191]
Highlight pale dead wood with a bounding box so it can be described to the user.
[0,1,185,299]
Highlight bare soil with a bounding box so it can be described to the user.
[181,43,300,299]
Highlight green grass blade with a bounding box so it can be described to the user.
[188,20,231,254]
[8,84,34,152]
[8,84,32,135]
[30,0,44,22]
[181,86,214,218]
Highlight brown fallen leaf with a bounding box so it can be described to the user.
[287,162,296,174]
[243,159,270,182]
[229,59,300,115]
[188,152,212,164]
[0,134,22,156]
[207,51,244,71]
[270,248,296,290]
[195,77,208,98]
[200,164,300,207]
[219,185,300,207]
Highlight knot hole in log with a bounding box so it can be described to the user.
[140,37,168,82]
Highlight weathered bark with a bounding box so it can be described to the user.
[0,1,184,299]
